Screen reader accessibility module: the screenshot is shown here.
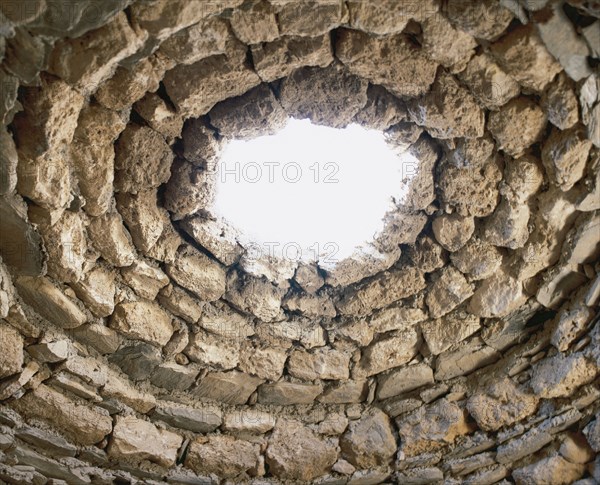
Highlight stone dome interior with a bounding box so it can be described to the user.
[0,0,599,484]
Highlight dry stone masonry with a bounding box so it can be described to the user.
[0,0,599,484]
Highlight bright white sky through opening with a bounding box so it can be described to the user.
[211,118,420,264]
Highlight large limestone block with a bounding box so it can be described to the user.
[185,435,260,479]
[110,300,174,347]
[0,321,23,378]
[108,415,182,467]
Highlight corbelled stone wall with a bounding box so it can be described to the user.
[0,0,599,484]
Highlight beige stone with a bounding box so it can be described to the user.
[336,28,438,98]
[225,271,284,321]
[48,12,144,92]
[194,371,263,405]
[110,300,173,347]
[421,310,481,355]
[185,329,240,370]
[355,327,420,377]
[166,246,226,302]
[180,216,243,266]
[542,126,593,192]
[0,321,23,378]
[282,291,336,318]
[421,14,476,73]
[199,301,254,338]
[116,190,166,254]
[158,284,202,324]
[186,435,261,479]
[426,266,474,319]
[251,33,333,83]
[70,267,115,318]
[490,23,562,92]
[134,92,183,142]
[435,340,500,381]
[450,238,502,280]
[121,260,169,300]
[543,73,579,130]
[288,348,350,380]
[340,408,396,468]
[469,272,526,318]
[530,352,598,399]
[488,96,547,157]
[377,363,434,400]
[513,456,585,485]
[108,415,182,467]
[467,378,538,432]
[347,0,438,35]
[266,419,338,481]
[444,0,513,40]
[230,0,279,45]
[396,399,470,456]
[353,84,407,131]
[483,197,531,249]
[223,409,276,434]
[163,53,261,118]
[238,343,287,381]
[114,125,174,193]
[164,159,215,220]
[432,213,474,252]
[258,381,323,405]
[88,212,136,267]
[16,276,86,329]
[319,380,368,404]
[11,384,111,445]
[407,72,485,139]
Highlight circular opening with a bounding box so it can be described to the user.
[211,118,421,266]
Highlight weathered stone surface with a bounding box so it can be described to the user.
[114,125,174,193]
[15,426,78,458]
[469,272,526,318]
[543,73,579,130]
[432,213,474,252]
[420,310,481,355]
[583,416,600,452]
[88,212,136,267]
[435,340,501,381]
[238,342,287,381]
[186,435,260,479]
[26,340,70,363]
[551,305,595,352]
[353,84,407,131]
[282,291,337,318]
[280,64,368,128]
[194,371,262,405]
[512,456,585,485]
[426,266,474,319]
[166,246,226,302]
[400,136,440,212]
[407,72,485,139]
[377,363,434,400]
[180,216,243,266]
[482,197,530,249]
[251,33,333,82]
[444,0,513,40]
[95,55,171,111]
[559,432,595,464]
[122,260,169,300]
[116,189,166,254]
[48,12,144,92]
[490,23,562,92]
[450,238,502,281]
[421,14,476,73]
[164,53,261,118]
[14,75,84,209]
[225,271,284,321]
[223,409,276,434]
[336,28,438,98]
[210,83,286,139]
[101,369,156,413]
[230,0,278,44]
[130,0,242,40]
[503,154,544,203]
[11,384,111,445]
[266,419,338,480]
[542,126,593,192]
[530,352,598,399]
[258,381,323,405]
[406,235,446,274]
[0,129,17,196]
[109,342,162,381]
[110,300,173,346]
[134,92,183,142]
[288,348,350,381]
[164,159,215,220]
[397,399,470,456]
[153,403,222,434]
[16,276,86,329]
[458,53,520,109]
[340,408,396,468]
[488,97,547,157]
[70,323,120,355]
[467,378,538,432]
[185,329,240,370]
[347,0,438,35]
[316,380,367,405]
[337,267,426,317]
[108,415,182,467]
[355,327,420,377]
[395,467,444,485]
[0,322,23,378]
[71,104,126,216]
[437,138,502,217]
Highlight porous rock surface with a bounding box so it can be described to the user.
[0,1,599,484]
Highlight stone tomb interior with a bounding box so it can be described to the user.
[0,1,599,484]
